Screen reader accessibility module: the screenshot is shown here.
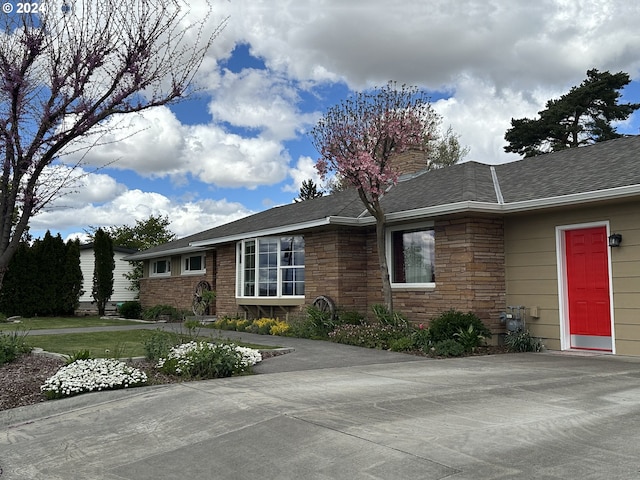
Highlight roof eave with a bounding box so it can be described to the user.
[387,184,640,221]
[128,185,640,260]
[501,184,640,213]
[123,245,208,261]
[189,217,335,248]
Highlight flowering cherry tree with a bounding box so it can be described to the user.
[311,82,439,312]
[0,0,225,289]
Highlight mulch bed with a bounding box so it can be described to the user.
[0,348,292,412]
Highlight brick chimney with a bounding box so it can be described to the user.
[392,148,428,176]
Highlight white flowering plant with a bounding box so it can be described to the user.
[157,341,262,379]
[41,358,148,400]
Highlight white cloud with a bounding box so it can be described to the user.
[224,0,640,91]
[283,156,322,194]
[31,184,253,240]
[64,106,292,189]
[432,75,556,164]
[184,124,291,188]
[208,68,317,140]
[25,0,640,243]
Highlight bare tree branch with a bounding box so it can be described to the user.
[0,0,226,286]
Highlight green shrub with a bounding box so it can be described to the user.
[143,329,178,360]
[211,317,231,330]
[371,304,409,329]
[431,339,466,357]
[142,304,184,322]
[306,305,336,336]
[0,330,31,366]
[428,310,492,343]
[285,314,317,339]
[118,301,142,319]
[246,318,279,335]
[337,310,366,325]
[411,324,430,350]
[181,319,203,341]
[158,341,261,380]
[504,330,543,352]
[389,336,416,352]
[454,324,487,353]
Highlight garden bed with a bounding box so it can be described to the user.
[0,348,290,411]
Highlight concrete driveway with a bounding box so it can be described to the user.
[2,332,640,479]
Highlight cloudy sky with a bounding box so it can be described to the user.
[30,0,640,242]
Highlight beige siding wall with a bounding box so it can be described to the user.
[505,199,640,355]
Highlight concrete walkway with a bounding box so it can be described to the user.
[2,326,640,479]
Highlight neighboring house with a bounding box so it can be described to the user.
[126,136,640,355]
[78,244,138,313]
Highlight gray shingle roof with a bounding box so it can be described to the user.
[495,135,640,202]
[126,188,362,258]
[126,135,640,260]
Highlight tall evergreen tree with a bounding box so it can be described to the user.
[92,229,115,316]
[0,233,83,317]
[33,232,66,315]
[295,179,324,202]
[86,215,176,295]
[0,242,34,316]
[505,69,640,157]
[61,239,83,315]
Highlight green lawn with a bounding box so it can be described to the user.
[27,330,155,358]
[25,329,278,359]
[0,316,143,331]
[1,316,278,358]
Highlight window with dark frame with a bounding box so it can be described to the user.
[184,254,204,272]
[391,228,435,284]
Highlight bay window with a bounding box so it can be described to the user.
[237,236,305,298]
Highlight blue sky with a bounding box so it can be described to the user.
[28,1,640,242]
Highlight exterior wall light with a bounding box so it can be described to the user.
[608,233,622,248]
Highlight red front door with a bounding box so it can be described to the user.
[565,226,612,350]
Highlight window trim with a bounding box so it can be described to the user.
[150,258,172,278]
[181,253,206,275]
[236,236,305,299]
[387,222,436,289]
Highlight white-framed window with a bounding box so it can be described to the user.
[182,253,206,275]
[151,258,171,277]
[388,223,435,287]
[237,236,305,298]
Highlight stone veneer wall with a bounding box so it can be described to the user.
[214,243,241,317]
[155,217,506,330]
[139,251,216,313]
[322,217,507,329]
[306,217,506,330]
[399,217,505,330]
[304,228,370,312]
[212,229,372,319]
